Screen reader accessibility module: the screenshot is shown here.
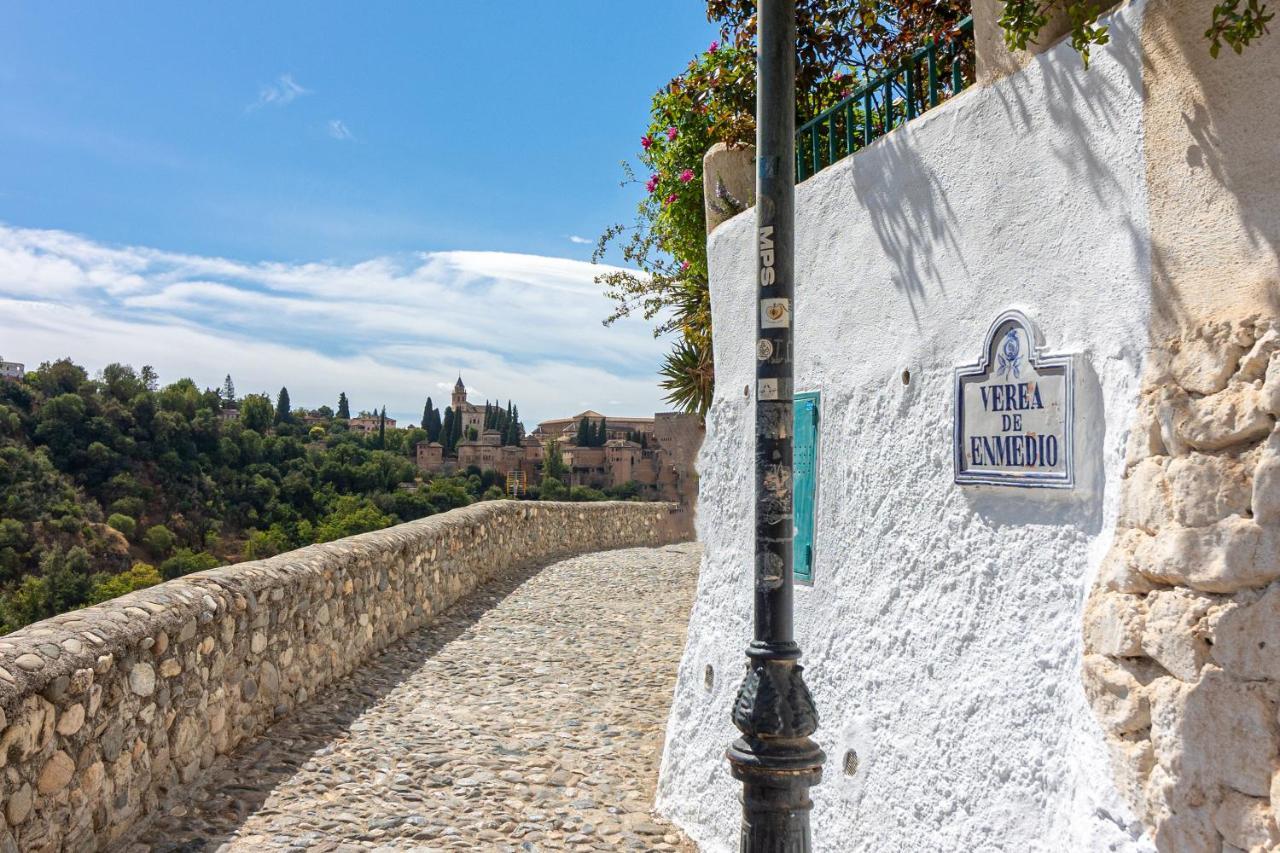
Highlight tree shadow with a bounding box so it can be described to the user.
[125,557,553,853]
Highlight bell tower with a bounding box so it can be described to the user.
[452,376,467,412]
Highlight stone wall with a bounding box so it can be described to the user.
[0,500,689,851]
[1084,318,1280,851]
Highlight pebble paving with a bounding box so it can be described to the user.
[129,543,702,852]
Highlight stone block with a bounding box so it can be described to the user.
[1213,789,1279,850]
[1166,453,1251,528]
[1103,732,1155,818]
[1149,668,1276,798]
[1101,530,1161,594]
[1082,654,1151,733]
[1083,593,1146,657]
[1118,458,1170,532]
[1144,763,1219,853]
[1211,584,1280,680]
[1137,516,1280,593]
[1142,588,1216,680]
[1171,325,1246,395]
[1174,381,1274,452]
[36,751,74,795]
[1238,328,1280,382]
[0,696,55,766]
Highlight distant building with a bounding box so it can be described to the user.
[218,407,240,422]
[348,413,396,435]
[532,410,658,444]
[0,361,24,381]
[451,377,485,436]
[415,442,444,470]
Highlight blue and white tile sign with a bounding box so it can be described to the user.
[954,310,1075,488]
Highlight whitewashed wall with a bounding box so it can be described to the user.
[657,2,1157,850]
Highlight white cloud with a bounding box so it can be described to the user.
[326,119,352,140]
[0,224,672,426]
[567,235,591,245]
[249,73,310,111]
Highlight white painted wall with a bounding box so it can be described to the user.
[657,3,1157,850]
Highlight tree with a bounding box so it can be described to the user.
[140,365,159,392]
[107,513,137,541]
[221,374,236,404]
[337,392,351,420]
[240,393,273,432]
[442,407,455,453]
[142,524,176,559]
[425,398,441,443]
[544,437,566,480]
[451,406,464,449]
[576,417,590,447]
[275,387,292,424]
[377,406,387,448]
[88,562,162,605]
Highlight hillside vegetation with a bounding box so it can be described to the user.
[0,359,615,633]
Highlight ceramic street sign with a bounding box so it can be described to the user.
[954,310,1075,488]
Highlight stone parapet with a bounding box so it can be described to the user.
[1084,317,1280,851]
[0,500,690,851]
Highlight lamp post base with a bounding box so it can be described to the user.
[727,654,825,852]
[727,735,824,852]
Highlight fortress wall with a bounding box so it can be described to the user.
[659,1,1154,849]
[0,500,689,851]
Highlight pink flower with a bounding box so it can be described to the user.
[666,126,678,141]
[678,169,694,184]
[665,193,678,206]
[833,71,845,83]
[641,135,653,150]
[709,40,719,54]
[645,174,660,193]
[680,260,691,271]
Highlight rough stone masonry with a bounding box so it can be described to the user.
[1085,318,1280,852]
[0,500,689,851]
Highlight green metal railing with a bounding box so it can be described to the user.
[796,16,975,182]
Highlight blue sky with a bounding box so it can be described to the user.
[0,2,720,425]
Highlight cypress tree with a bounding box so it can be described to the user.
[337,392,350,420]
[275,387,291,424]
[221,374,236,404]
[425,399,440,442]
[442,408,455,453]
[451,405,464,448]
[597,417,608,446]
[377,406,386,448]
[422,398,432,432]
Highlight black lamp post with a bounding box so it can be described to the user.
[725,0,825,850]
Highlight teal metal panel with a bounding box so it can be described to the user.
[793,392,819,583]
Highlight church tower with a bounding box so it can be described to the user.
[452,376,467,412]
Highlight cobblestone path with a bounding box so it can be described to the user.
[130,543,701,852]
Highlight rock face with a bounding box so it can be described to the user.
[1086,317,1280,850]
[0,501,689,851]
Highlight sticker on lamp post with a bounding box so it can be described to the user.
[954,309,1075,488]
